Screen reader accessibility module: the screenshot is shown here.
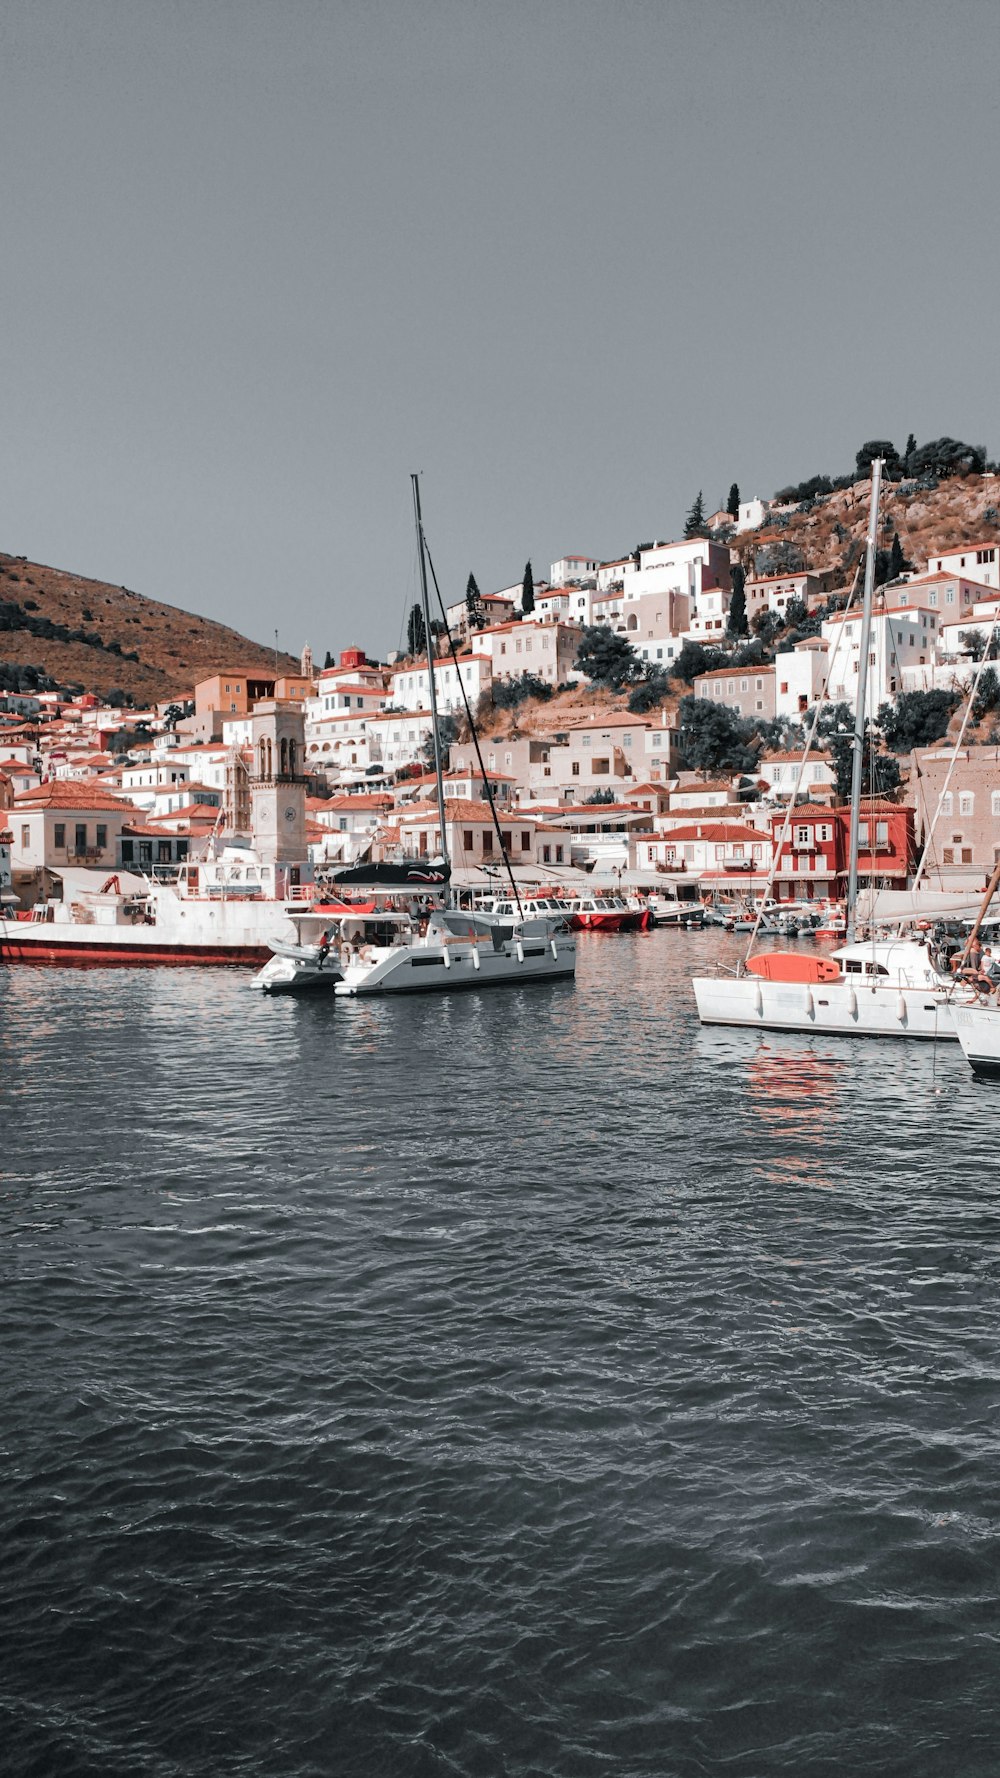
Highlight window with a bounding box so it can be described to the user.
[555,846,564,863]
[875,821,889,848]
[21,823,30,849]
[521,832,530,851]
[571,762,580,776]
[962,847,973,864]
[75,823,87,851]
[120,840,134,863]
[157,840,172,863]
[462,830,473,850]
[623,733,632,747]
[942,793,953,816]
[582,735,591,747]
[960,793,974,816]
[542,844,551,863]
[139,841,153,865]
[54,823,65,848]
[482,833,493,855]
[858,822,869,845]
[992,791,1000,818]
[795,826,811,846]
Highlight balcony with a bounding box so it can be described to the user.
[68,847,105,860]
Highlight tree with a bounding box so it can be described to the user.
[421,713,458,766]
[465,573,484,630]
[407,603,426,659]
[855,438,902,478]
[824,718,902,802]
[684,491,706,539]
[888,532,908,579]
[677,695,760,774]
[904,432,917,467]
[573,625,642,690]
[907,436,986,479]
[585,788,616,804]
[323,649,334,669]
[521,560,535,615]
[627,667,670,714]
[750,609,782,647]
[876,689,958,753]
[960,629,1000,663]
[727,482,740,519]
[672,639,729,684]
[972,667,1000,723]
[491,672,554,709]
[728,564,748,637]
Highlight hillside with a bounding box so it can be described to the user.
[731,470,1000,585]
[0,553,299,704]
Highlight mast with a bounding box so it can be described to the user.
[845,457,883,943]
[411,474,450,878]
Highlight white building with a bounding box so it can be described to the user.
[475,622,581,686]
[926,541,1000,591]
[736,498,769,532]
[550,555,599,587]
[363,709,435,775]
[774,639,829,721]
[821,601,940,708]
[389,654,493,715]
[757,751,836,801]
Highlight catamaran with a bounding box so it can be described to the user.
[253,476,576,995]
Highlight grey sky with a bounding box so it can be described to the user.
[2,0,997,660]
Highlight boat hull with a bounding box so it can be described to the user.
[0,931,269,967]
[692,973,958,1041]
[952,1004,1000,1075]
[337,936,576,995]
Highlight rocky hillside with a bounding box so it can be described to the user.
[731,470,1000,586]
[0,553,300,705]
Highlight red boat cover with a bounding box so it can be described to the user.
[747,952,841,983]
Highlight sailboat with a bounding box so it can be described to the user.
[692,458,981,1042]
[253,477,575,995]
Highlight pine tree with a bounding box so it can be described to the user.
[407,603,426,659]
[521,560,535,615]
[684,491,706,539]
[727,482,740,519]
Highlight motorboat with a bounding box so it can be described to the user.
[563,893,642,932]
[952,998,1000,1076]
[334,906,576,996]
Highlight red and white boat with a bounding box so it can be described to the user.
[563,893,641,932]
[0,847,328,967]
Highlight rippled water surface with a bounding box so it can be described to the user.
[3,931,1000,1777]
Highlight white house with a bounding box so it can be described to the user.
[475,621,581,686]
[736,498,770,532]
[757,751,836,801]
[822,602,939,707]
[926,541,1000,591]
[550,555,599,587]
[363,709,435,775]
[389,654,493,715]
[774,639,829,721]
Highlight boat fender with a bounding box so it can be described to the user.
[753,982,764,1017]
[897,993,907,1022]
[847,986,858,1017]
[471,944,480,970]
[805,988,815,1018]
[550,937,558,961]
[516,937,525,963]
[442,944,452,969]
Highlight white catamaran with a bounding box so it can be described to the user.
[253,477,576,996]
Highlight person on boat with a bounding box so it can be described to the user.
[316,929,331,969]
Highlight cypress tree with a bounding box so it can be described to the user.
[465,572,483,630]
[888,532,907,579]
[407,603,427,658]
[521,560,535,615]
[728,564,748,636]
[727,482,740,519]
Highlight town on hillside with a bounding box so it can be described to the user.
[3,437,1000,914]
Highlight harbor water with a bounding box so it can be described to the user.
[3,930,1000,1776]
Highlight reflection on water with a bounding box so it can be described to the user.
[2,932,999,1778]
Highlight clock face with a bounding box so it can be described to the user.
[284,806,297,823]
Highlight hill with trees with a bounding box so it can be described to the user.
[0,553,300,704]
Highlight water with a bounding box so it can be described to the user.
[3,931,1000,1777]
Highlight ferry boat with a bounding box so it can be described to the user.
[0,847,321,967]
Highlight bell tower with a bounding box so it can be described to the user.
[250,700,308,879]
[300,640,314,681]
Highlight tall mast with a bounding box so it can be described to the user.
[411,474,450,876]
[845,457,883,942]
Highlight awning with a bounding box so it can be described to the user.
[856,886,1000,923]
[50,866,150,898]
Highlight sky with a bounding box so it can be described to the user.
[2,0,998,661]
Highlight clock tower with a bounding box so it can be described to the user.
[249,700,308,886]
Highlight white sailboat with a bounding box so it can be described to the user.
[253,477,576,996]
[692,458,980,1042]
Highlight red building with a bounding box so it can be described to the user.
[770,798,915,903]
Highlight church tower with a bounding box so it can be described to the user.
[300,641,314,681]
[249,700,308,889]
